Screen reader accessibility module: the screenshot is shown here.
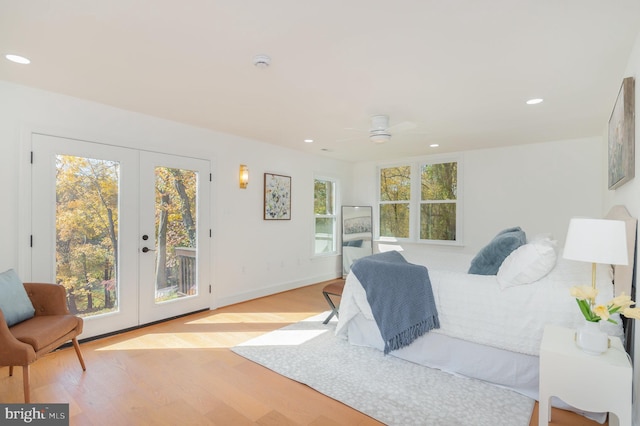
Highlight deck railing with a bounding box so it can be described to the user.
[174,247,196,295]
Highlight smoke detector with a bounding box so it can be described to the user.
[253,54,271,69]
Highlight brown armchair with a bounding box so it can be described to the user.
[0,282,86,403]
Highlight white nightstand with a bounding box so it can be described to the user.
[538,324,632,426]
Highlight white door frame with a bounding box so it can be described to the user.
[28,132,210,339]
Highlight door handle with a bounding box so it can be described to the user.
[142,247,156,253]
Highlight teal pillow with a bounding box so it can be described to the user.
[0,269,36,326]
[496,226,523,236]
[468,227,527,275]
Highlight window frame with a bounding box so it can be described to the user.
[313,175,339,256]
[377,155,462,245]
[378,164,412,239]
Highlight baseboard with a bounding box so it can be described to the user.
[212,273,339,309]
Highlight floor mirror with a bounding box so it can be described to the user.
[342,206,373,277]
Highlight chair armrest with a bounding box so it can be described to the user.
[23,283,71,316]
[0,309,36,365]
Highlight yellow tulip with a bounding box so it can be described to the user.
[593,304,610,321]
[622,307,640,320]
[570,285,598,301]
[610,292,635,310]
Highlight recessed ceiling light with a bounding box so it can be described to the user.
[526,98,543,105]
[304,139,314,143]
[430,144,439,148]
[5,54,30,64]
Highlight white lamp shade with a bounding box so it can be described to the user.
[563,218,628,265]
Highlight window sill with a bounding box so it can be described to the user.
[312,252,340,258]
[375,238,464,248]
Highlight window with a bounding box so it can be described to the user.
[314,177,337,255]
[378,158,460,243]
[379,166,411,238]
[420,162,457,241]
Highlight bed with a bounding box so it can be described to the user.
[335,206,637,421]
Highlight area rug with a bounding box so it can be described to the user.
[232,313,535,426]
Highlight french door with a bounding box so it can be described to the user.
[30,134,210,339]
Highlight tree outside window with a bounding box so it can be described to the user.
[378,159,460,242]
[379,166,411,238]
[56,155,119,316]
[55,155,200,316]
[420,162,457,241]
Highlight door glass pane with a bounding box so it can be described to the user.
[56,155,119,317]
[154,167,198,303]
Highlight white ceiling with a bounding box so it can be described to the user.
[1,1,639,162]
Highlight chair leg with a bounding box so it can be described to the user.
[72,338,87,371]
[322,292,340,324]
[9,365,13,376]
[22,365,30,403]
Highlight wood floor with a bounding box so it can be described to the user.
[1,280,605,425]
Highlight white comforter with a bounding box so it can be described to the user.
[335,252,623,356]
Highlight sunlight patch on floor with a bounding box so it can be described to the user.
[95,312,331,351]
[96,331,265,350]
[185,311,318,324]
[235,328,329,347]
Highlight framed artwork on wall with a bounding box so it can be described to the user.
[608,76,635,190]
[264,173,291,220]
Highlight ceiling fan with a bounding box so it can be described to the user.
[344,115,418,144]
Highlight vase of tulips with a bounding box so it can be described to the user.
[570,285,640,355]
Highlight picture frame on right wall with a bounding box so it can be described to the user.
[608,76,635,190]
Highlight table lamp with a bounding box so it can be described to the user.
[563,217,628,303]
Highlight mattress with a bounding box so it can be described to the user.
[336,251,623,356]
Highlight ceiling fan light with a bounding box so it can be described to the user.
[370,133,391,144]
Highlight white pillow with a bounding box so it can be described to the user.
[497,238,557,289]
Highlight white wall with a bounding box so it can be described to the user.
[604,29,640,426]
[0,80,353,308]
[352,136,605,259]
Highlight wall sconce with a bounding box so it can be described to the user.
[239,164,249,189]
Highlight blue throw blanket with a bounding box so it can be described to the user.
[351,251,439,354]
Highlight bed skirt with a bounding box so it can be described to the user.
[342,313,606,423]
